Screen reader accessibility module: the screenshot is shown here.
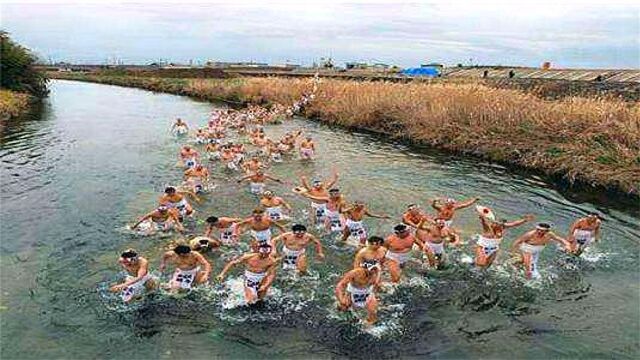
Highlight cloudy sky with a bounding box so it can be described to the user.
[1,0,638,68]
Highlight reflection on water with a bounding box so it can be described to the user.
[0,80,638,359]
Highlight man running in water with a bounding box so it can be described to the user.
[353,236,386,289]
[110,249,158,303]
[171,118,189,135]
[511,223,571,279]
[259,190,292,221]
[205,215,243,246]
[184,164,210,194]
[159,243,212,291]
[299,136,315,160]
[237,208,287,249]
[475,207,533,268]
[416,218,455,269]
[431,196,480,228]
[179,145,200,168]
[296,170,338,225]
[159,186,197,219]
[567,213,601,256]
[131,205,184,233]
[237,170,283,195]
[384,224,425,282]
[217,243,280,304]
[341,200,390,244]
[271,224,325,274]
[335,259,380,325]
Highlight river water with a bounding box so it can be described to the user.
[1,80,638,359]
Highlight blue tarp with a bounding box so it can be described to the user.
[400,67,440,77]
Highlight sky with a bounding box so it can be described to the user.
[1,0,639,69]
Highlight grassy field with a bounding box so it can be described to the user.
[50,72,640,196]
[0,90,31,121]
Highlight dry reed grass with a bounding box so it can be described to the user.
[0,89,30,121]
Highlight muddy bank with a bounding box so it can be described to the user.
[48,72,640,197]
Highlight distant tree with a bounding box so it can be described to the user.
[0,31,49,97]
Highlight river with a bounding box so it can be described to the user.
[1,80,638,359]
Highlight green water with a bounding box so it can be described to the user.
[1,80,638,359]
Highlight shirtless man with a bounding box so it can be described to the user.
[221,146,238,171]
[384,224,425,282]
[179,145,200,168]
[297,170,338,224]
[431,196,480,228]
[131,205,184,233]
[237,170,282,195]
[159,243,212,291]
[416,218,455,269]
[171,118,189,135]
[205,215,243,246]
[242,156,264,174]
[402,204,433,230]
[260,191,292,221]
[299,136,315,160]
[110,249,158,303]
[341,201,390,244]
[567,213,602,256]
[335,259,380,325]
[353,236,387,288]
[237,208,287,249]
[184,164,210,194]
[511,223,571,279]
[159,186,196,218]
[217,243,280,304]
[475,208,533,268]
[271,224,325,274]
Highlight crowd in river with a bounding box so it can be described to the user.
[109,78,603,325]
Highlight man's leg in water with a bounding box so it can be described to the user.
[386,259,402,283]
[244,286,258,304]
[365,295,378,325]
[257,269,277,300]
[522,252,533,279]
[297,253,308,275]
[423,247,437,268]
[341,227,351,242]
[195,270,208,285]
[475,246,488,267]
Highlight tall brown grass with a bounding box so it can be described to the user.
[0,89,30,121]
[50,73,640,195]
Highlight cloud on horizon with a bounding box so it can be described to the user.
[2,1,638,68]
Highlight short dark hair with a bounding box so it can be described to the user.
[206,216,219,224]
[164,186,176,194]
[292,224,307,232]
[174,244,191,254]
[368,236,384,245]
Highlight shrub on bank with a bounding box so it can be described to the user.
[0,31,49,97]
[0,90,30,121]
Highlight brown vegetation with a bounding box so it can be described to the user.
[0,90,31,121]
[49,72,640,195]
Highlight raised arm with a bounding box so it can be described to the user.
[504,214,534,229]
[300,175,311,190]
[364,208,390,219]
[431,199,442,211]
[326,169,339,188]
[298,192,329,202]
[454,197,480,210]
[236,174,253,184]
[265,174,283,183]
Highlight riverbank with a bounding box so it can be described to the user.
[49,72,640,196]
[0,90,31,121]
